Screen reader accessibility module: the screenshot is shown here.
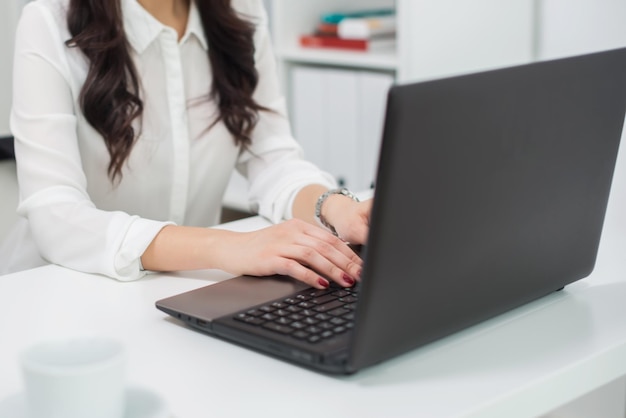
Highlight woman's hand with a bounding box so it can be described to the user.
[214,219,362,289]
[142,186,372,290]
[322,196,373,244]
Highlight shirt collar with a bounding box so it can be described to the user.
[183,1,208,50]
[122,0,208,54]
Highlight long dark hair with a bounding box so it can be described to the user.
[66,0,265,182]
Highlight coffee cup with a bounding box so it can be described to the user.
[20,336,126,418]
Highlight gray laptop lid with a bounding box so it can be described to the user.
[349,47,626,371]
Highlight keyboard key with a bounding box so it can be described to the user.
[309,289,333,297]
[234,314,265,326]
[305,326,322,334]
[311,294,337,305]
[288,313,304,321]
[320,330,334,339]
[333,290,351,298]
[329,308,350,317]
[292,330,309,339]
[271,302,287,309]
[246,309,263,317]
[308,335,322,344]
[290,321,306,330]
[314,313,331,321]
[330,317,346,326]
[262,322,294,334]
[275,317,292,325]
[339,295,358,303]
[261,313,277,321]
[314,300,344,312]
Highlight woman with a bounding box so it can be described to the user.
[0,0,372,288]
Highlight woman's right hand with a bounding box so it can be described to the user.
[214,219,362,289]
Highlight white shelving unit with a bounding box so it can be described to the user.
[224,0,536,211]
[270,0,535,84]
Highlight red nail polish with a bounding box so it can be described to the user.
[318,278,329,288]
[343,274,355,285]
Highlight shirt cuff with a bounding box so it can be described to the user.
[113,217,175,281]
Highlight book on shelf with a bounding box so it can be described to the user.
[320,8,395,25]
[300,8,397,52]
[299,34,395,52]
[316,22,339,37]
[338,15,397,40]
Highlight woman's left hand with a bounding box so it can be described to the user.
[323,197,373,244]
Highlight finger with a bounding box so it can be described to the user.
[283,243,358,287]
[301,228,363,280]
[280,220,362,282]
[274,258,330,289]
[302,222,364,266]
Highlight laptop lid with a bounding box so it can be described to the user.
[348,47,626,371]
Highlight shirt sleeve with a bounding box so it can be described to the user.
[11,3,171,281]
[234,0,337,223]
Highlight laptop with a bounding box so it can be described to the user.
[156,47,626,374]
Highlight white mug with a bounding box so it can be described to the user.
[20,337,126,418]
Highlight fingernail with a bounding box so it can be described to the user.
[343,274,355,285]
[318,278,330,288]
[357,270,362,279]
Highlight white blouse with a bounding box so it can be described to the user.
[0,0,335,280]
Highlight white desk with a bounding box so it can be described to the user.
[1,206,625,418]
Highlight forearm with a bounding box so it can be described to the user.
[141,225,239,272]
[291,184,328,225]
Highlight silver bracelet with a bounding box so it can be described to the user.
[315,188,359,236]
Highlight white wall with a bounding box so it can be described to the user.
[0,1,29,137]
[538,0,626,59]
[400,0,535,83]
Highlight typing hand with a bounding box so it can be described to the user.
[216,219,362,289]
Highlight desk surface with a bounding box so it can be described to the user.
[2,163,626,418]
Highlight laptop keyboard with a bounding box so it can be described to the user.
[233,284,359,344]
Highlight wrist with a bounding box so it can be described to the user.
[315,188,359,236]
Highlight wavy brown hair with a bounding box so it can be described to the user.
[66,0,266,182]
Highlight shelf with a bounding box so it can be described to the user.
[276,46,398,72]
